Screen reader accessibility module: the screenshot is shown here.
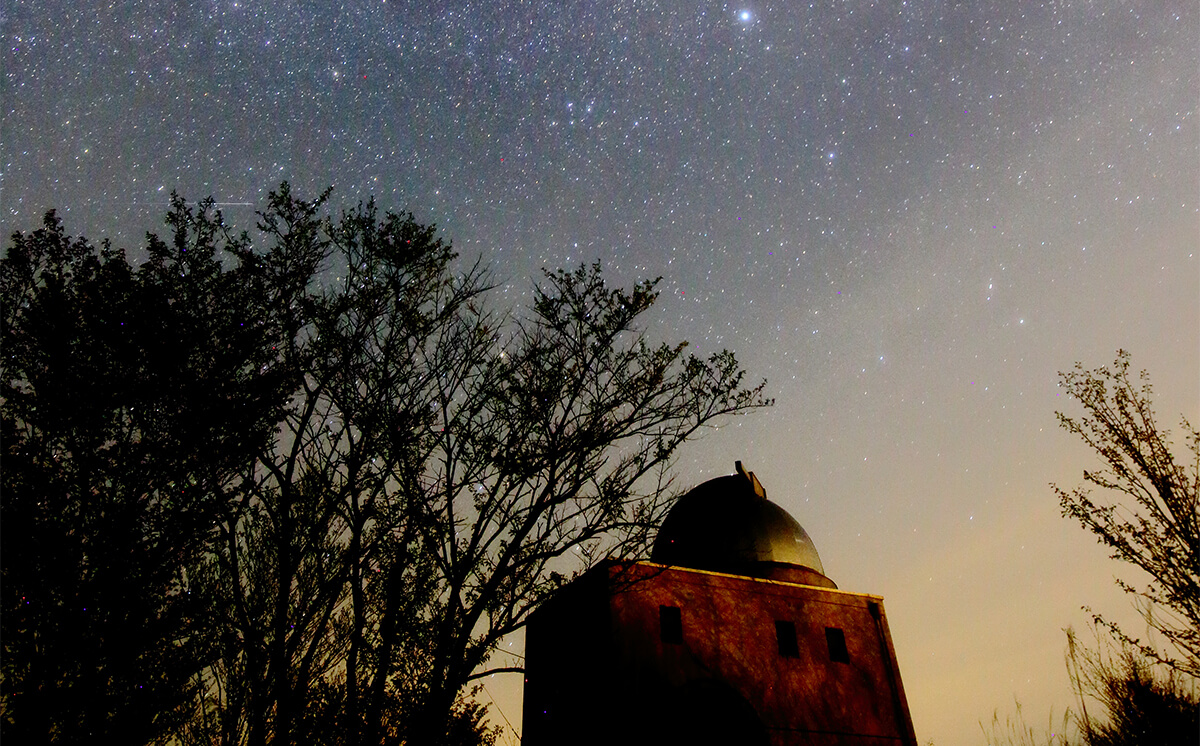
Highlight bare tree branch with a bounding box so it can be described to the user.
[1054,350,1200,678]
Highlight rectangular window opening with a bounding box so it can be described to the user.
[660,605,683,644]
[825,626,849,663]
[775,620,799,658]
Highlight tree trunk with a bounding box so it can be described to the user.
[270,487,295,745]
[346,508,366,746]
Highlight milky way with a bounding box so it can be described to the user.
[4,2,1197,742]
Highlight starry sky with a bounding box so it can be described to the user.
[3,1,1197,742]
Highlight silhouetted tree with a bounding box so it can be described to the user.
[1054,350,1200,677]
[177,187,482,746]
[3,185,767,745]
[172,185,770,745]
[1026,350,1200,746]
[1,198,306,743]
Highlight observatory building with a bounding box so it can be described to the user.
[521,463,918,746]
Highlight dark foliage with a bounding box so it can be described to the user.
[1066,627,1199,746]
[291,681,497,746]
[3,184,769,745]
[1,198,304,743]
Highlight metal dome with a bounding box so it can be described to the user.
[651,463,832,586]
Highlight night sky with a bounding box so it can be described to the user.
[4,2,1197,742]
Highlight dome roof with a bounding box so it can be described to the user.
[650,462,833,586]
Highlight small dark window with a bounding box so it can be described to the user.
[825,627,849,663]
[660,605,683,644]
[775,620,799,658]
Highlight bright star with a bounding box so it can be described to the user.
[738,10,752,23]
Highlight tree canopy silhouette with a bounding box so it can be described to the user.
[2,197,307,743]
[1,184,770,745]
[982,352,1199,746]
[1055,350,1200,678]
